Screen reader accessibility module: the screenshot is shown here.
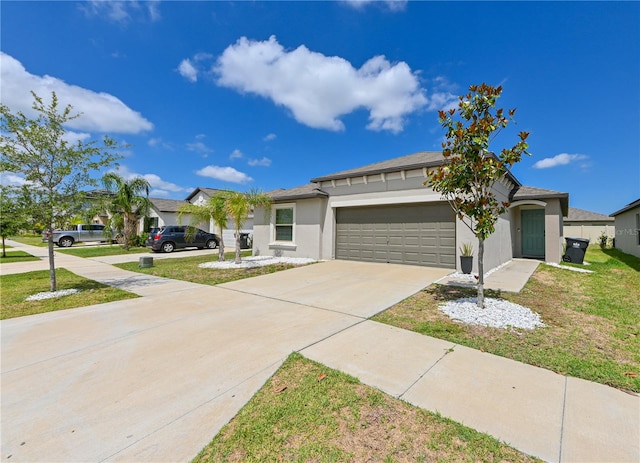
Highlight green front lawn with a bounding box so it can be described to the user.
[195,353,539,463]
[9,234,47,247]
[374,248,640,392]
[0,250,40,263]
[115,251,301,286]
[57,245,149,257]
[0,268,139,320]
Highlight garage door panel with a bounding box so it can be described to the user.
[335,203,455,269]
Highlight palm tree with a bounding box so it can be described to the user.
[178,194,228,261]
[225,189,272,264]
[102,172,151,250]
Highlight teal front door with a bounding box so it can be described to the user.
[522,209,545,258]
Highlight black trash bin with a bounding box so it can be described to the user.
[563,237,590,264]
[239,233,250,249]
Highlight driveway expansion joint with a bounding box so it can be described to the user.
[398,342,458,400]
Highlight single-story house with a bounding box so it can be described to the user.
[253,151,569,273]
[141,187,254,247]
[563,207,615,243]
[610,198,640,258]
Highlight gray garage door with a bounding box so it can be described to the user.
[335,203,456,268]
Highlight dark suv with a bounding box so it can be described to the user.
[146,226,219,253]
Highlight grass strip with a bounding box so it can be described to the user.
[56,245,149,257]
[115,251,301,286]
[0,250,40,263]
[0,268,138,320]
[194,353,540,463]
[373,248,640,392]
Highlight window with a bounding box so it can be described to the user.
[274,205,294,242]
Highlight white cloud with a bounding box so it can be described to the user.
[248,157,272,167]
[113,166,189,193]
[196,166,253,184]
[148,137,173,150]
[342,0,407,12]
[533,153,589,169]
[0,172,29,186]
[81,0,160,23]
[213,36,449,133]
[186,141,213,156]
[229,149,244,160]
[177,53,214,83]
[0,52,153,135]
[263,133,277,141]
[178,59,198,82]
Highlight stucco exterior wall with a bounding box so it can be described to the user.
[545,199,563,263]
[253,198,325,260]
[614,207,640,258]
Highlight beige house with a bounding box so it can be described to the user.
[563,207,615,243]
[142,187,254,247]
[610,199,640,258]
[253,151,569,273]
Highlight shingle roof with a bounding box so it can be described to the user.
[310,151,445,182]
[267,184,329,201]
[150,198,188,213]
[309,150,521,187]
[565,207,614,222]
[511,186,569,216]
[610,198,640,217]
[184,187,227,202]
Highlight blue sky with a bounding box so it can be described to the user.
[2,1,638,215]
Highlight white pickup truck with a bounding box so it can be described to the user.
[42,224,118,247]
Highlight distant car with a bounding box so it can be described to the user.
[146,225,219,253]
[42,224,118,247]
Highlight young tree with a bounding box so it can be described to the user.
[426,83,530,308]
[0,91,121,291]
[178,193,228,261]
[102,172,151,250]
[224,189,272,264]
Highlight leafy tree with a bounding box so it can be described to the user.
[0,187,29,257]
[102,172,151,250]
[426,83,530,308]
[0,91,121,291]
[224,190,272,264]
[178,193,228,261]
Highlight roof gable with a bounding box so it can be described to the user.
[610,198,640,216]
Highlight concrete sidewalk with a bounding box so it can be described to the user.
[301,320,639,463]
[0,240,205,296]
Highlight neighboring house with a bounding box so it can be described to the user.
[143,198,189,232]
[563,207,615,243]
[610,198,640,258]
[253,151,569,273]
[184,187,254,246]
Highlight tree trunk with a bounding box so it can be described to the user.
[235,231,241,264]
[217,225,225,262]
[477,237,485,308]
[2,236,6,257]
[123,213,133,250]
[48,227,57,292]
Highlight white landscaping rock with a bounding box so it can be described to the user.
[439,297,545,330]
[199,256,316,269]
[26,289,80,301]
